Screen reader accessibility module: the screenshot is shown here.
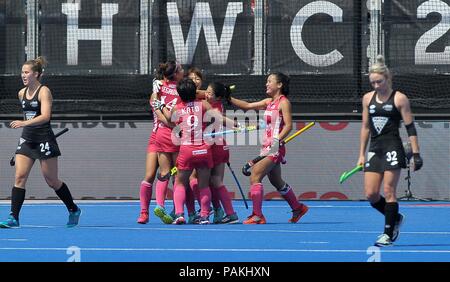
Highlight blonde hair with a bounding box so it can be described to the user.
[369,55,392,86]
[24,56,47,79]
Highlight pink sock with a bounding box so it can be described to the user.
[185,183,196,215]
[171,178,176,207]
[217,185,235,215]
[139,181,152,212]
[190,178,200,205]
[250,183,264,216]
[155,179,169,207]
[173,183,186,215]
[211,187,221,209]
[198,187,212,217]
[279,184,301,210]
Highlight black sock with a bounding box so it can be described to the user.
[370,196,386,215]
[11,187,26,221]
[384,202,399,238]
[55,183,78,212]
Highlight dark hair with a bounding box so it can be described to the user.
[177,78,197,102]
[156,60,181,81]
[187,67,203,81]
[208,82,232,104]
[269,72,290,96]
[23,56,47,80]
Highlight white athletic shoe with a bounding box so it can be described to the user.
[374,233,393,247]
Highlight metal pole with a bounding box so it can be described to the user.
[26,0,38,60]
[140,0,150,74]
[366,0,382,67]
[253,0,264,74]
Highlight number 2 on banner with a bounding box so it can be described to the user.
[415,0,450,65]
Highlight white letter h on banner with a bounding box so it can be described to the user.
[62,3,118,66]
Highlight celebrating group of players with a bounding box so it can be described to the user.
[1,55,424,247]
[136,61,308,226]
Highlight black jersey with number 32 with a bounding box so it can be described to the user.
[21,86,55,142]
[368,90,402,151]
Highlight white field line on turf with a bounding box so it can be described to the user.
[3,204,449,209]
[0,203,371,208]
[20,225,450,235]
[0,200,138,204]
[1,199,449,208]
[0,200,395,207]
[1,247,450,254]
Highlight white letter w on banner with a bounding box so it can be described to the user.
[167,2,243,65]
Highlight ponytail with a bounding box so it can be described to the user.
[269,72,290,96]
[369,54,392,87]
[208,82,233,104]
[24,56,47,80]
[224,85,233,104]
[156,61,180,81]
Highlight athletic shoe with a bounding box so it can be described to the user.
[198,207,214,216]
[243,213,266,224]
[0,214,20,228]
[392,213,405,242]
[67,208,82,228]
[169,208,176,220]
[374,233,393,247]
[213,207,225,224]
[199,216,210,225]
[219,213,239,224]
[188,212,200,224]
[153,205,174,224]
[172,214,186,225]
[137,211,149,224]
[289,204,309,223]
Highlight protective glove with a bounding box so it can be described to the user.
[151,99,165,111]
[152,78,163,94]
[413,153,423,171]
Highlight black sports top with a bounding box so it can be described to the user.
[21,86,55,142]
[368,90,403,151]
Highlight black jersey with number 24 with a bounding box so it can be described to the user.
[15,86,60,160]
[20,85,55,142]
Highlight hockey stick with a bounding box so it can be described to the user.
[165,163,249,209]
[227,162,248,209]
[339,165,363,184]
[242,122,315,176]
[204,123,265,138]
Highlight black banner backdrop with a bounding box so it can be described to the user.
[3,0,450,115]
[386,0,450,74]
[267,0,359,75]
[383,0,450,110]
[38,0,140,75]
[152,0,253,75]
[0,0,25,75]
